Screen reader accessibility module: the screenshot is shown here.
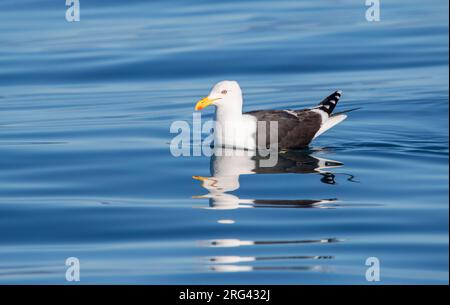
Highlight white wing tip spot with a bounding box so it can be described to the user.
[283,110,298,117]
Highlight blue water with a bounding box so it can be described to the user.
[0,0,448,284]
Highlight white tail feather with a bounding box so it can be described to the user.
[313,114,347,139]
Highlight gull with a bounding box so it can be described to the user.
[195,80,354,150]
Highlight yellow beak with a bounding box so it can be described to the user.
[195,97,217,111]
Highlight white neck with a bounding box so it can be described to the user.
[215,97,243,123]
[213,95,257,149]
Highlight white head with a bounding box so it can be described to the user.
[195,81,243,120]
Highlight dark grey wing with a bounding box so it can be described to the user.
[245,109,322,149]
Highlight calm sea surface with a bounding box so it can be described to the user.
[0,0,448,284]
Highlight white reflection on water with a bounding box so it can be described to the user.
[193,147,347,273]
[193,147,344,210]
[202,238,342,248]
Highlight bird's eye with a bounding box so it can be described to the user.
[221,90,227,95]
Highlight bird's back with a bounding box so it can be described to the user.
[245,109,322,149]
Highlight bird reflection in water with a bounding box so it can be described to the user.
[192,147,350,273]
[201,237,341,273]
[193,147,345,210]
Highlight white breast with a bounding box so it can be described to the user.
[214,115,257,150]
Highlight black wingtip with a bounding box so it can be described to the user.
[317,90,343,115]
